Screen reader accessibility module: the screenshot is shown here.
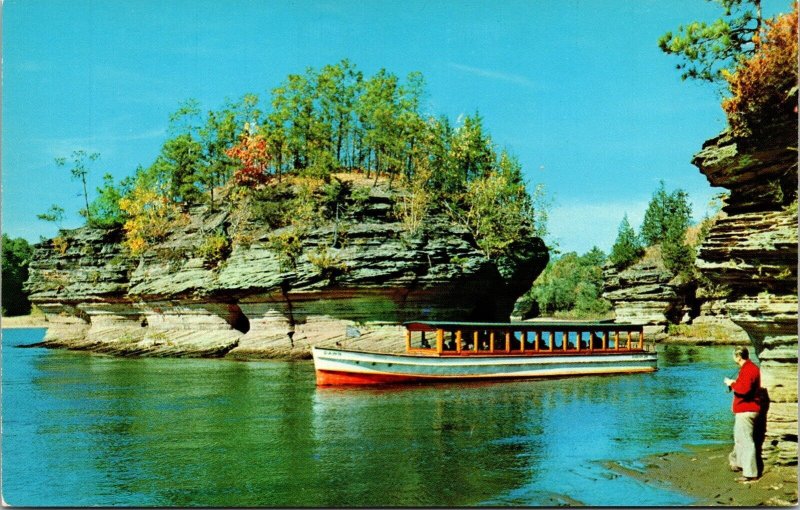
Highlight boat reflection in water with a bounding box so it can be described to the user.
[312,321,657,385]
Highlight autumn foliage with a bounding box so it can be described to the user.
[119,183,186,256]
[722,5,799,137]
[226,131,271,187]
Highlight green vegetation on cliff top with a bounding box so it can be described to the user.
[42,61,547,269]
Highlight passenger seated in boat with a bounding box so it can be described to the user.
[444,338,456,351]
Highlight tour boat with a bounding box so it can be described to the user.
[312,321,658,385]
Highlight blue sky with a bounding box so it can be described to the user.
[2,0,790,254]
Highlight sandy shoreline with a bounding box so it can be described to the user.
[607,443,798,506]
[1,315,50,329]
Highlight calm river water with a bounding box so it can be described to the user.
[2,328,738,506]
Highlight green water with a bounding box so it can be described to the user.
[2,328,738,506]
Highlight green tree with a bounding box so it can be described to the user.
[156,134,203,203]
[460,155,535,259]
[168,98,202,135]
[522,247,611,318]
[610,214,644,269]
[422,116,460,194]
[316,60,363,167]
[451,113,495,183]
[641,181,692,247]
[658,0,763,83]
[640,181,671,246]
[2,235,33,316]
[55,150,100,223]
[271,70,326,172]
[198,104,241,208]
[396,71,426,182]
[358,68,404,182]
[86,173,128,228]
[660,190,694,277]
[662,216,695,277]
[37,204,65,229]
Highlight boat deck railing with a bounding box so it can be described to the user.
[403,321,653,356]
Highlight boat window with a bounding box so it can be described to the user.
[476,330,489,351]
[416,331,432,349]
[510,331,523,350]
[442,330,458,351]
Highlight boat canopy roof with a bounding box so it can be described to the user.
[403,320,644,332]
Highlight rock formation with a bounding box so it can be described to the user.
[602,253,695,337]
[692,120,798,466]
[25,184,549,359]
[603,247,749,342]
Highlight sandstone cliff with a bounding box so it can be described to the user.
[25,183,548,359]
[692,120,798,466]
[602,246,749,343]
[602,254,694,337]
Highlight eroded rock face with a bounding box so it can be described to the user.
[602,259,692,336]
[693,123,798,466]
[25,187,549,359]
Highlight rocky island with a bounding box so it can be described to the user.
[24,177,548,360]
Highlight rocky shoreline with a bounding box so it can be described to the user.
[3,313,755,360]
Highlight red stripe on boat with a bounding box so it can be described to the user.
[315,369,427,385]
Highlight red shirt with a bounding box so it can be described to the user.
[731,359,761,413]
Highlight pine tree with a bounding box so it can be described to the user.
[640,180,671,246]
[661,190,694,276]
[641,182,692,247]
[610,214,644,269]
[658,0,763,83]
[662,218,694,277]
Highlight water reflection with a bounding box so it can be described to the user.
[312,383,545,506]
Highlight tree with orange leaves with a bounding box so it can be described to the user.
[226,125,272,187]
[722,4,798,137]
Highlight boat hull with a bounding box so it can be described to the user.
[312,347,658,385]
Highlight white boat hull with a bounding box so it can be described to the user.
[312,347,658,385]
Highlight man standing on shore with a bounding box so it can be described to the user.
[724,346,762,483]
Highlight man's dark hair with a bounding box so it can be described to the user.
[734,346,750,360]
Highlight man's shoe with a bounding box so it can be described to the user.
[730,465,742,472]
[735,476,758,483]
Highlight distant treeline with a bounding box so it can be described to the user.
[2,235,33,316]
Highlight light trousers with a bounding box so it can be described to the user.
[729,411,759,478]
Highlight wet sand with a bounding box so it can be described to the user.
[608,443,798,506]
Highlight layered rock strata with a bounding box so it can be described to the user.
[25,187,548,360]
[692,122,798,466]
[602,257,694,337]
